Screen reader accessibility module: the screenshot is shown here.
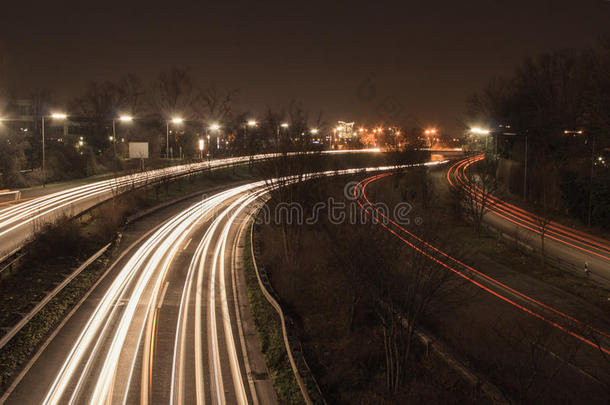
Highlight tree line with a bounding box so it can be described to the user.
[0,67,328,187]
[466,39,610,228]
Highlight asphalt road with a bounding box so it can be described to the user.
[447,155,610,282]
[0,149,387,261]
[2,162,443,405]
[2,181,280,405]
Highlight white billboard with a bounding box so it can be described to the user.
[128,142,149,159]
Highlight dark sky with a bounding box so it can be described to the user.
[1,0,609,133]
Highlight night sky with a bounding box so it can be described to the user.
[1,0,609,133]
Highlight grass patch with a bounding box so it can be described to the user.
[0,243,112,389]
[243,222,304,405]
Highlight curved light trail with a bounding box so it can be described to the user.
[0,149,383,259]
[355,172,610,356]
[447,155,610,262]
[26,162,442,405]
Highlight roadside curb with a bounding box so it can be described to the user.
[249,205,327,405]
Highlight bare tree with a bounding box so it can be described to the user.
[116,74,146,117]
[149,67,197,119]
[70,80,120,150]
[533,203,552,266]
[371,243,451,393]
[194,85,236,123]
[492,321,579,405]
[460,158,499,234]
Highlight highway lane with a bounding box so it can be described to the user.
[356,172,610,356]
[3,162,440,405]
[447,155,610,281]
[2,183,269,405]
[0,149,385,261]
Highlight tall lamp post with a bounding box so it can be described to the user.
[277,122,289,150]
[209,123,220,152]
[166,117,183,159]
[245,120,256,152]
[112,115,133,157]
[470,127,490,153]
[42,113,67,187]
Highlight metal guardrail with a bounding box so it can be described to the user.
[249,208,327,405]
[0,190,20,202]
[0,243,111,350]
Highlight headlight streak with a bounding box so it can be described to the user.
[0,149,391,248]
[40,162,442,405]
[42,203,210,405]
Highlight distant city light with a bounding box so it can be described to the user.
[471,127,490,135]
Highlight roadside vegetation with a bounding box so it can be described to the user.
[255,164,610,404]
[243,223,304,404]
[467,40,610,231]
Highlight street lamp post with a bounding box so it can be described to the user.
[112,115,133,157]
[42,113,67,187]
[245,120,256,152]
[166,117,183,159]
[209,123,220,152]
[470,127,490,154]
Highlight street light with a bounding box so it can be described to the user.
[470,127,492,152]
[208,123,221,151]
[166,117,184,159]
[41,112,67,187]
[112,115,134,157]
[243,120,257,151]
[310,128,319,134]
[471,127,490,135]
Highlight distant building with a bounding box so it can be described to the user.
[335,121,355,140]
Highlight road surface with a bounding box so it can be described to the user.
[2,163,441,404]
[0,150,383,261]
[356,171,610,354]
[447,155,610,282]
